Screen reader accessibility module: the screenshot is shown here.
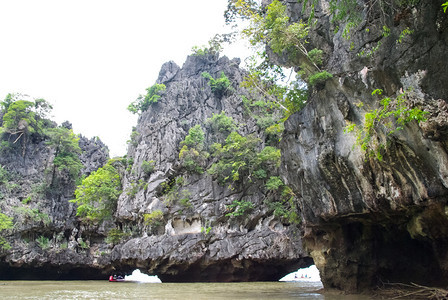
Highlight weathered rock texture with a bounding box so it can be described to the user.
[0,54,310,281]
[0,132,111,279]
[278,0,448,292]
[111,53,310,281]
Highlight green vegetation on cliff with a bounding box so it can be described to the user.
[0,212,13,250]
[71,158,123,223]
[344,89,428,160]
[179,125,208,174]
[46,127,83,186]
[127,83,166,115]
[228,0,330,88]
[226,0,433,162]
[202,71,232,98]
[0,94,53,150]
[175,108,299,223]
[0,94,84,185]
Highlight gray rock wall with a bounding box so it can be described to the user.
[0,131,110,279]
[0,52,310,281]
[112,53,310,281]
[278,0,448,292]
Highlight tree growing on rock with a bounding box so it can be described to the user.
[0,212,13,250]
[127,83,166,115]
[71,158,123,224]
[0,94,53,155]
[179,125,209,174]
[45,126,83,188]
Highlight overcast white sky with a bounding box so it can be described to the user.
[0,0,250,157]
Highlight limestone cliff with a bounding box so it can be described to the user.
[0,122,110,279]
[276,0,448,292]
[111,53,310,281]
[0,54,311,281]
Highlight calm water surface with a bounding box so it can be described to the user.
[0,281,371,299]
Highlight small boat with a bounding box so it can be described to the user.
[109,275,125,282]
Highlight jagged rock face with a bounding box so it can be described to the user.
[79,135,109,176]
[0,134,110,279]
[279,0,448,292]
[117,54,251,219]
[0,54,310,281]
[112,54,310,281]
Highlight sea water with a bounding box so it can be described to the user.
[0,280,370,300]
[0,267,372,299]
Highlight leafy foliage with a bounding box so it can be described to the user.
[143,210,164,227]
[105,228,130,245]
[77,238,89,250]
[208,131,280,185]
[202,72,232,97]
[71,159,123,223]
[2,100,37,135]
[308,71,333,86]
[179,125,208,174]
[180,125,205,149]
[191,46,213,56]
[45,127,83,184]
[141,160,155,177]
[201,225,212,235]
[234,0,328,83]
[13,206,51,226]
[36,236,51,250]
[179,190,192,210]
[0,165,9,185]
[265,176,284,191]
[206,111,237,134]
[344,89,428,160]
[239,55,306,127]
[160,176,190,207]
[127,84,166,114]
[225,199,255,218]
[127,127,140,147]
[0,94,53,144]
[0,212,13,250]
[191,33,234,56]
[179,146,206,174]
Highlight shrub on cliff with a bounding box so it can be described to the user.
[225,200,254,218]
[71,158,123,223]
[0,94,53,153]
[206,111,237,134]
[179,125,208,174]
[143,210,164,234]
[45,127,83,186]
[105,228,130,245]
[127,83,166,115]
[344,89,428,160]
[0,212,13,250]
[208,131,280,185]
[141,160,155,177]
[202,71,232,98]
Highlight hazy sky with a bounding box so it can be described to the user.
[0,0,249,157]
